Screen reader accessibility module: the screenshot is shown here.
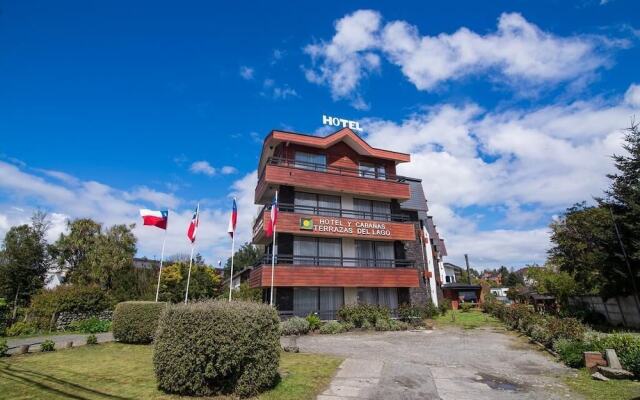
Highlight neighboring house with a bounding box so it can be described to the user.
[45,271,64,290]
[481,271,503,286]
[248,128,447,318]
[490,287,509,297]
[514,266,540,286]
[133,257,160,270]
[443,262,462,284]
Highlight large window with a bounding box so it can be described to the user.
[355,240,395,267]
[293,236,342,266]
[356,288,398,309]
[295,152,326,171]
[353,198,391,221]
[294,192,341,216]
[293,287,344,319]
[358,162,386,180]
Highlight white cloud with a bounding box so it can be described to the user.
[189,161,216,176]
[261,79,298,99]
[221,166,238,175]
[0,162,258,265]
[239,66,254,80]
[364,83,639,267]
[304,10,622,106]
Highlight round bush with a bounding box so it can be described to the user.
[153,300,280,398]
[112,301,167,344]
[319,321,344,334]
[280,317,309,336]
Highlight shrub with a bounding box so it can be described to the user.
[340,322,354,332]
[68,317,111,333]
[553,339,594,368]
[112,301,167,344]
[6,321,37,337]
[153,300,280,398]
[398,303,437,325]
[319,321,344,334]
[374,318,392,331]
[0,298,8,336]
[280,317,309,336]
[460,303,473,313]
[361,319,373,330]
[86,334,98,345]
[40,340,55,352]
[338,304,390,328]
[29,285,113,329]
[546,317,585,343]
[389,319,409,331]
[438,299,451,316]
[529,323,553,346]
[0,338,7,357]
[306,313,322,331]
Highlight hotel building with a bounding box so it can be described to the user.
[249,128,448,319]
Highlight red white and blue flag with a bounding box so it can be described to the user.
[227,198,238,238]
[266,192,278,237]
[139,209,168,230]
[187,204,199,243]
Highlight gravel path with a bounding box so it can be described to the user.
[6,332,114,354]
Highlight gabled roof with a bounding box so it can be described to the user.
[258,128,410,170]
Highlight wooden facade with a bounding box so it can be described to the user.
[249,265,420,288]
[253,209,416,243]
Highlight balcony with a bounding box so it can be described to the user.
[255,157,412,203]
[252,203,417,243]
[248,255,421,288]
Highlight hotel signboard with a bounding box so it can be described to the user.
[300,217,392,237]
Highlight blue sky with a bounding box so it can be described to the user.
[1,0,639,268]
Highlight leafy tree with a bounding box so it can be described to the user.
[505,272,524,288]
[224,243,263,279]
[459,267,480,284]
[50,218,102,282]
[526,265,577,305]
[0,214,50,312]
[158,262,222,303]
[227,282,262,302]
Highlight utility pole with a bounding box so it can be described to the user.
[464,254,471,284]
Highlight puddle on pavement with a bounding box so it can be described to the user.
[475,373,526,392]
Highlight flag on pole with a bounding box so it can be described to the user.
[187,205,199,243]
[266,192,278,237]
[227,198,237,238]
[139,209,168,229]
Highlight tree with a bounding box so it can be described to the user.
[50,218,102,282]
[526,265,577,305]
[505,272,524,288]
[224,243,263,279]
[0,216,49,311]
[158,262,222,303]
[459,267,480,284]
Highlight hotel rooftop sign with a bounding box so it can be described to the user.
[322,114,362,132]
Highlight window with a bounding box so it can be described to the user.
[294,192,340,216]
[355,240,395,267]
[293,287,344,319]
[293,236,342,266]
[358,162,386,180]
[357,288,398,309]
[295,152,326,171]
[353,198,391,221]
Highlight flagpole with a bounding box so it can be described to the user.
[154,229,167,302]
[270,191,278,306]
[184,203,199,304]
[184,244,195,304]
[228,233,236,302]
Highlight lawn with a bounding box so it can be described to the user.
[0,343,342,400]
[434,309,501,330]
[565,368,640,400]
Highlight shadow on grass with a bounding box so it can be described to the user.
[0,361,130,400]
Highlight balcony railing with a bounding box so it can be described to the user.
[255,254,419,268]
[259,156,410,183]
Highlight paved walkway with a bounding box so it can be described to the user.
[296,327,579,400]
[6,332,114,354]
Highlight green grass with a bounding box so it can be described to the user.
[434,309,501,330]
[0,343,342,399]
[565,368,640,400]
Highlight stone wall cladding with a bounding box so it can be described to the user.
[56,310,113,331]
[404,222,431,305]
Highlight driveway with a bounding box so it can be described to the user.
[291,326,579,400]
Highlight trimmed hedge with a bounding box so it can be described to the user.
[280,317,309,336]
[112,301,167,344]
[338,304,390,328]
[153,300,280,398]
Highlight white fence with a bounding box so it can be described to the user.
[568,295,640,328]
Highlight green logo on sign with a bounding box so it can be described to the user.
[300,218,314,230]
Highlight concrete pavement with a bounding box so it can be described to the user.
[6,332,114,354]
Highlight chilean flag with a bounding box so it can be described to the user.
[266,192,278,237]
[139,209,168,230]
[227,198,237,238]
[187,204,199,243]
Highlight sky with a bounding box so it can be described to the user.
[1,0,639,269]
